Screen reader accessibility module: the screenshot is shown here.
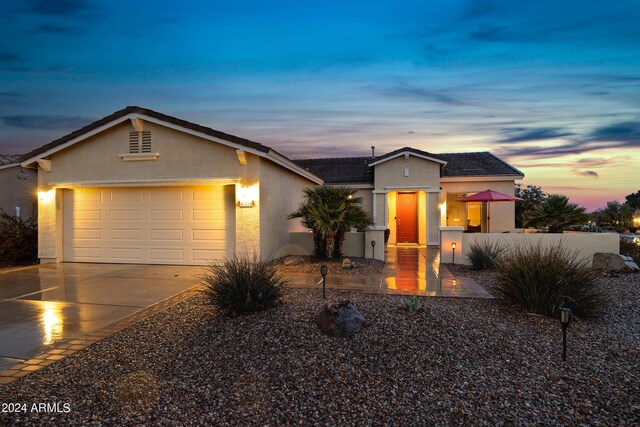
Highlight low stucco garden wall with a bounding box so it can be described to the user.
[278,232,365,259]
[440,229,620,266]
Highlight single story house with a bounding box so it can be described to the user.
[0,155,37,219]
[21,106,523,265]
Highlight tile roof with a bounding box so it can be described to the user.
[438,152,524,178]
[294,151,523,184]
[0,154,21,167]
[294,157,375,184]
[369,146,445,164]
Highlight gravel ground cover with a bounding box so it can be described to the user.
[1,275,639,426]
[272,255,385,275]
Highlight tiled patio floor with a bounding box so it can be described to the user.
[288,246,494,298]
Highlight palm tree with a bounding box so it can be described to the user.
[524,194,588,233]
[288,186,373,259]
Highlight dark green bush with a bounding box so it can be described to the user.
[621,238,640,265]
[466,240,505,270]
[495,242,606,318]
[201,254,287,314]
[0,209,38,266]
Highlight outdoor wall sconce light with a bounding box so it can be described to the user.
[38,189,54,204]
[320,265,328,299]
[451,242,457,264]
[371,240,376,260]
[559,307,572,361]
[237,185,257,208]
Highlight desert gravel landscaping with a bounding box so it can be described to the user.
[1,274,639,426]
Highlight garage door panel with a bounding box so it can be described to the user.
[74,210,102,221]
[110,229,143,240]
[192,229,226,241]
[149,229,183,241]
[150,209,183,221]
[150,188,184,201]
[65,186,229,265]
[110,248,142,259]
[111,189,143,202]
[149,248,184,261]
[110,210,142,221]
[74,229,102,240]
[71,247,102,259]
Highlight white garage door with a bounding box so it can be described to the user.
[63,186,231,265]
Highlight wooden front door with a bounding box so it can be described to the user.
[396,192,418,243]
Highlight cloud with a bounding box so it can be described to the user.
[499,121,640,158]
[471,25,510,41]
[499,127,574,143]
[2,115,94,130]
[36,24,76,34]
[575,170,599,178]
[28,0,93,16]
[0,92,24,98]
[0,52,22,62]
[376,82,468,106]
[588,121,640,143]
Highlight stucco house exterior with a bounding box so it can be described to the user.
[20,106,523,265]
[0,155,37,219]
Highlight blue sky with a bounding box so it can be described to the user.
[1,0,639,209]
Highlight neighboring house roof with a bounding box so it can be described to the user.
[19,106,323,184]
[0,154,21,169]
[294,151,523,184]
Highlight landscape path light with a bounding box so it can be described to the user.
[371,240,376,260]
[559,307,572,362]
[451,242,456,264]
[320,265,328,299]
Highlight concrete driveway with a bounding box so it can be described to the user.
[0,263,204,371]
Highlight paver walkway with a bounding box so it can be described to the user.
[287,246,494,298]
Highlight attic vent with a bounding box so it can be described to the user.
[129,132,139,153]
[141,131,151,153]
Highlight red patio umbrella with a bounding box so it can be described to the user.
[459,189,522,233]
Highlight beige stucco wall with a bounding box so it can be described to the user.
[36,170,63,263]
[373,156,441,191]
[286,232,365,258]
[0,165,37,218]
[259,159,315,259]
[441,179,517,232]
[458,232,620,266]
[48,121,245,184]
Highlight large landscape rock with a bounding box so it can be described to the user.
[315,300,364,337]
[283,255,304,266]
[592,253,640,273]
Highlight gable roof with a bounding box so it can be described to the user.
[294,150,523,184]
[20,106,323,184]
[368,146,447,166]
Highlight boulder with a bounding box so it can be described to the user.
[592,253,639,273]
[283,255,304,266]
[315,299,364,337]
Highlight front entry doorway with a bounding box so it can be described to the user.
[396,192,418,243]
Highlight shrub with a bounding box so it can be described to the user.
[201,254,287,314]
[401,295,422,313]
[466,240,505,270]
[495,242,606,318]
[621,238,640,265]
[0,209,38,266]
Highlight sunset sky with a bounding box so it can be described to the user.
[1,0,639,211]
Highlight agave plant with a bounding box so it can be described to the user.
[288,185,372,259]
